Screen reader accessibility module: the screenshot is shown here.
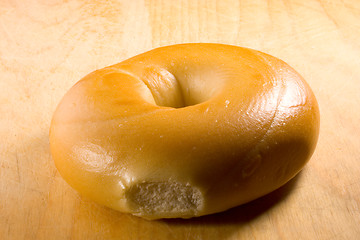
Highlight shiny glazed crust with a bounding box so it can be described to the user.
[50,43,320,219]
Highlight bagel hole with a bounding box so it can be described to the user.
[125,181,203,217]
[142,66,219,109]
[141,66,186,108]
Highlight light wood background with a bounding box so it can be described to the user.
[1,0,359,239]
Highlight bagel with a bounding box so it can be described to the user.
[49,43,320,219]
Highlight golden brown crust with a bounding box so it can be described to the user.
[50,43,320,219]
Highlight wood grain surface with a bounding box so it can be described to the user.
[1,0,360,239]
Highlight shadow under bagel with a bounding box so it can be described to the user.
[161,171,302,226]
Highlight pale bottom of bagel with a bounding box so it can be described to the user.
[125,181,203,218]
